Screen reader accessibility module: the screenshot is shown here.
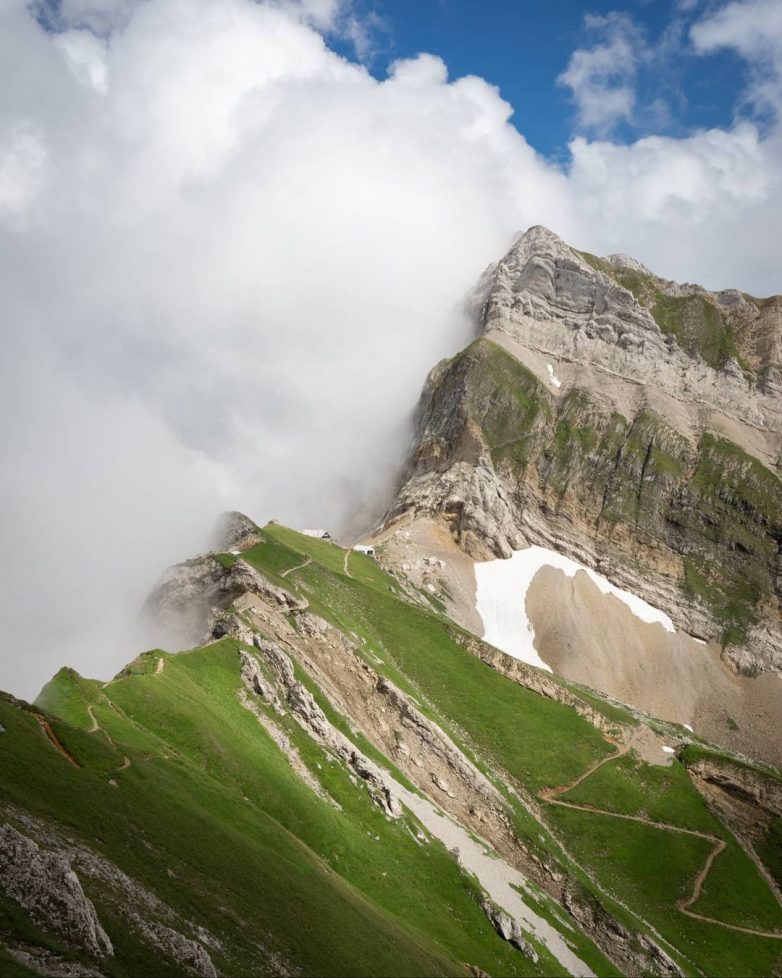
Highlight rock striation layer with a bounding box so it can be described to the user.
[390,226,782,676]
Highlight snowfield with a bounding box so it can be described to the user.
[474,545,676,671]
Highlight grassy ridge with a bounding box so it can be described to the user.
[260,525,782,977]
[2,521,780,975]
[1,644,540,977]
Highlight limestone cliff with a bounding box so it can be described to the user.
[390,227,782,677]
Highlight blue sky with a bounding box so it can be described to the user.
[330,0,754,157]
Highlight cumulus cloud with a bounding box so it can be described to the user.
[557,12,647,134]
[0,0,781,697]
[691,0,782,120]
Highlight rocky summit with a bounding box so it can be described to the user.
[384,227,782,764]
[1,229,782,978]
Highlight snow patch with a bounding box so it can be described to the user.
[683,723,694,733]
[546,362,562,388]
[474,545,675,671]
[662,746,675,754]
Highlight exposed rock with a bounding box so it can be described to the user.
[240,649,284,714]
[212,510,262,551]
[243,643,403,818]
[144,556,307,648]
[480,899,539,963]
[211,611,253,643]
[253,637,296,687]
[0,823,112,958]
[2,808,218,978]
[562,884,682,977]
[238,685,339,807]
[685,755,782,817]
[144,555,234,648]
[389,226,782,675]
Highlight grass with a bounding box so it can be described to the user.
[2,649,542,978]
[231,524,782,973]
[577,249,749,372]
[758,818,782,889]
[4,518,782,976]
[564,754,723,835]
[546,806,782,977]
[694,841,782,932]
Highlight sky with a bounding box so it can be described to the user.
[1,0,781,697]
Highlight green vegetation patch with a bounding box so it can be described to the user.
[757,817,782,889]
[576,250,748,371]
[564,754,723,835]
[2,646,542,978]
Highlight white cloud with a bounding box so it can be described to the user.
[691,0,782,119]
[557,12,647,134]
[0,122,47,218]
[53,28,108,92]
[0,0,780,698]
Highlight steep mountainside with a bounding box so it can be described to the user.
[2,521,782,977]
[390,227,782,679]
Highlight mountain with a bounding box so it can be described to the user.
[384,226,782,767]
[2,522,782,977]
[2,229,782,978]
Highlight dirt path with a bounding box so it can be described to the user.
[85,699,132,775]
[154,656,165,675]
[282,558,312,579]
[540,744,782,939]
[35,716,79,767]
[343,550,352,579]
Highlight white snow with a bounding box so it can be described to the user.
[475,545,675,671]
[661,746,675,754]
[230,550,241,555]
[683,723,694,733]
[546,362,562,388]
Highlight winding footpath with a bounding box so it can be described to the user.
[282,558,312,579]
[539,739,782,939]
[86,701,131,774]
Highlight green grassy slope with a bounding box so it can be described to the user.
[258,525,782,977]
[1,653,541,978]
[1,522,780,977]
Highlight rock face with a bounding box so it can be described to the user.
[391,226,782,676]
[241,643,403,818]
[481,899,539,963]
[1,810,219,978]
[144,555,307,649]
[211,510,262,551]
[0,823,113,958]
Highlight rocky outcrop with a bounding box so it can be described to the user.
[0,823,113,958]
[562,884,683,977]
[685,755,782,818]
[390,227,782,674]
[241,644,402,818]
[480,226,782,422]
[212,510,262,551]
[144,555,307,648]
[2,809,218,978]
[480,899,539,962]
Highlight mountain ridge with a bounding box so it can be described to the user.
[388,226,782,684]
